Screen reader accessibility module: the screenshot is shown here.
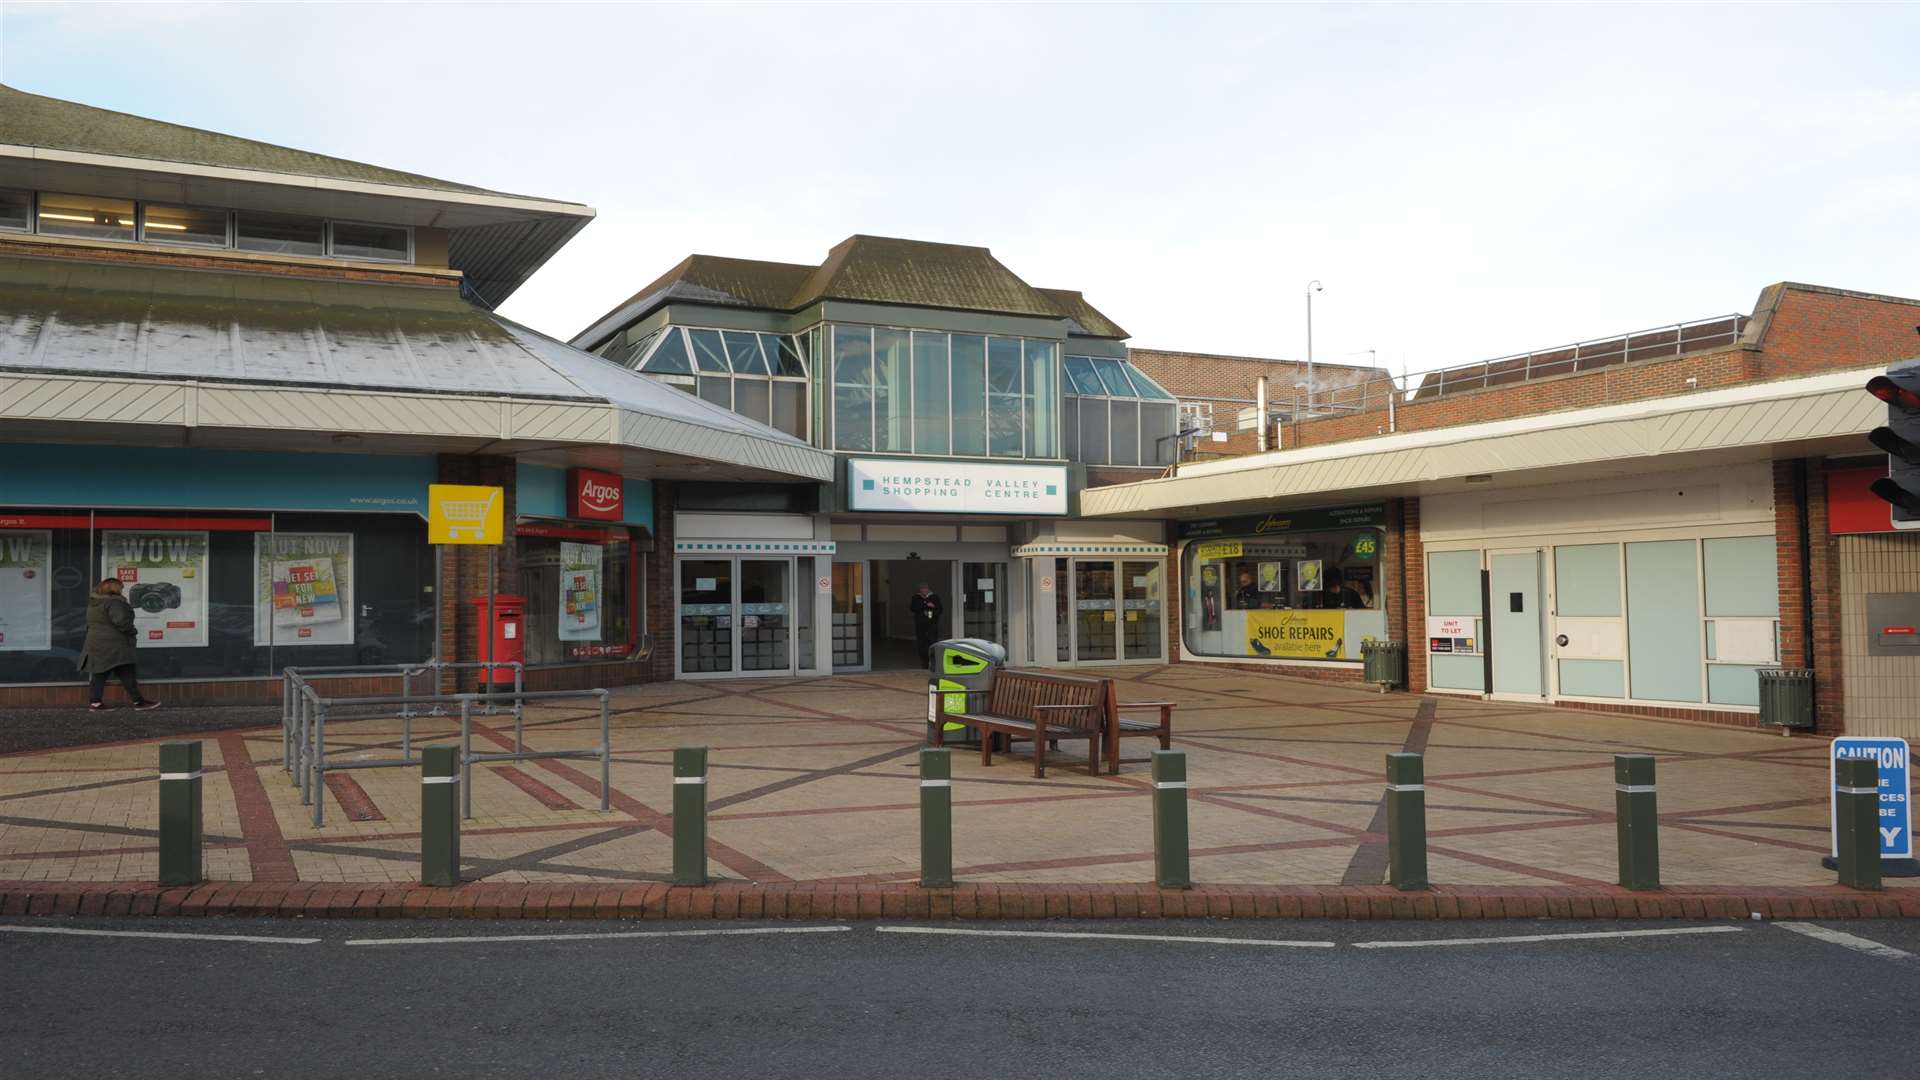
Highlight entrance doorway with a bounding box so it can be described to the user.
[1489,549,1546,699]
[869,559,954,671]
[676,555,804,679]
[1053,556,1165,665]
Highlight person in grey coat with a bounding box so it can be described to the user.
[80,578,160,712]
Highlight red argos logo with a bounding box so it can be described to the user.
[567,467,624,521]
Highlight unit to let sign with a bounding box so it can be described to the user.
[1830,736,1913,859]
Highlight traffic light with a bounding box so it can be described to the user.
[1867,359,1920,527]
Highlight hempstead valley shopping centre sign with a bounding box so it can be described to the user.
[847,459,1068,515]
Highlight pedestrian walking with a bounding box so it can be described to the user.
[910,582,944,665]
[80,578,160,712]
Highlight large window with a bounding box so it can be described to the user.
[15,189,409,263]
[1064,355,1176,466]
[515,529,642,664]
[623,325,810,440]
[828,325,1058,458]
[0,509,432,685]
[1180,509,1388,663]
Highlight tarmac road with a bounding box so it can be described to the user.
[2,917,1916,1079]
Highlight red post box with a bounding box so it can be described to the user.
[469,594,527,686]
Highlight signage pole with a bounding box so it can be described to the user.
[433,546,444,664]
[486,546,497,698]
[1479,569,1494,697]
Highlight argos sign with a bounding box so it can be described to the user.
[567,468,624,521]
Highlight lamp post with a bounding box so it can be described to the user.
[1305,280,1323,415]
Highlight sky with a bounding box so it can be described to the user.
[4,2,1918,379]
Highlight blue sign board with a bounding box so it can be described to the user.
[1831,736,1913,859]
[0,445,433,515]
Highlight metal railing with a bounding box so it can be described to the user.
[282,661,610,827]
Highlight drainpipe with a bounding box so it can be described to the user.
[1793,459,1819,729]
[1256,376,1269,452]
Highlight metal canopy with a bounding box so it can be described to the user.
[0,256,833,483]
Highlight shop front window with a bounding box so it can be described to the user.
[515,530,639,665]
[0,508,432,685]
[1180,510,1388,663]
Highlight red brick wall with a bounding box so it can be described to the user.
[1258,284,1918,454]
[1403,498,1428,693]
[1771,458,1846,736]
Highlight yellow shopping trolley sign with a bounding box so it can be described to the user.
[428,484,504,545]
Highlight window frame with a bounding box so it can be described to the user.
[137,201,234,249]
[324,219,414,264]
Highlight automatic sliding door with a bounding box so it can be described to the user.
[679,559,733,675]
[832,561,867,671]
[1122,559,1162,660]
[1074,559,1117,661]
[962,561,1007,646]
[740,559,791,673]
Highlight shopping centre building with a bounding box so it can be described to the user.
[1,85,1913,741]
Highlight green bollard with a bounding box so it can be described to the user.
[1614,753,1660,891]
[420,745,461,887]
[673,746,709,887]
[920,748,954,888]
[1386,751,1429,891]
[1151,749,1192,889]
[157,741,204,887]
[1836,757,1883,891]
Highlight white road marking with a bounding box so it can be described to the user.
[343,925,855,947]
[1352,926,1744,949]
[1776,922,1915,962]
[0,925,321,945]
[875,925,1335,948]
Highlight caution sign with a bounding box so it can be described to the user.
[428,484,504,545]
[1831,737,1912,859]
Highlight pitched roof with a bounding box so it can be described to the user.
[574,235,1130,349]
[788,235,1062,318]
[0,83,512,197]
[1128,347,1391,402]
[1036,288,1127,339]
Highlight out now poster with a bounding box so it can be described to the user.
[558,541,602,641]
[1245,610,1346,660]
[0,530,52,652]
[101,531,209,648]
[254,533,354,646]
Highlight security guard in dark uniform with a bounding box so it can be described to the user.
[910,582,944,664]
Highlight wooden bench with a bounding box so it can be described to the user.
[934,669,1108,778]
[1108,696,1177,774]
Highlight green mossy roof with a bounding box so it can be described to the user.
[0,83,511,196]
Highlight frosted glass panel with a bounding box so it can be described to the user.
[1559,659,1625,698]
[1708,664,1764,707]
[1555,544,1621,617]
[1430,655,1485,691]
[1704,536,1779,618]
[1626,540,1702,703]
[1428,550,1482,614]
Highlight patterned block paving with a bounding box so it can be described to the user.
[2,666,1914,891]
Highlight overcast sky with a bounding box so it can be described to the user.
[5,2,1917,376]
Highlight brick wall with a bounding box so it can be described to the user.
[1771,459,1845,736]
[1402,498,1428,693]
[1248,284,1920,455]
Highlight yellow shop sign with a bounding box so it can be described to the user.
[1246,610,1346,660]
[1193,540,1243,561]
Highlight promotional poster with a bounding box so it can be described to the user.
[101,530,209,648]
[0,529,51,652]
[558,541,602,641]
[254,533,353,646]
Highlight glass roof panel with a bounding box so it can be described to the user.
[639,328,692,374]
[620,327,663,369]
[688,329,729,373]
[1122,361,1175,400]
[763,333,806,377]
[1091,357,1137,396]
[723,330,768,374]
[1063,355,1105,395]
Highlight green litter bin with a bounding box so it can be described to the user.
[1757,669,1814,734]
[1362,640,1407,692]
[928,638,1006,744]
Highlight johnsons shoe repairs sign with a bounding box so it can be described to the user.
[847,459,1068,515]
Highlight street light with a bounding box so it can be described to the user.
[1305,280,1323,414]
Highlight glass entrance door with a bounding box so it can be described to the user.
[739,559,790,672]
[831,561,867,671]
[1074,560,1118,661]
[961,562,1007,647]
[1490,550,1545,699]
[1121,559,1163,660]
[678,559,733,675]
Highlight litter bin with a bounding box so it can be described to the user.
[928,638,1007,744]
[1362,640,1406,692]
[1757,669,1814,734]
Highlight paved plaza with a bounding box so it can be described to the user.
[0,667,1905,890]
